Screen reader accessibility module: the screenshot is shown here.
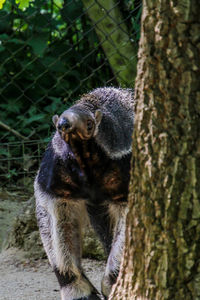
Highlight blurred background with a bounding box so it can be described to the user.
[0,0,142,264]
[0,0,141,253]
[0,0,141,195]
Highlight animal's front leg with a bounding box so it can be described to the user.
[36,195,101,300]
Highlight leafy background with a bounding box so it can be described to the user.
[0,0,141,187]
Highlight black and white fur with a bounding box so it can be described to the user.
[34,87,134,300]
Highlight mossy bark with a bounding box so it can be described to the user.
[82,0,137,86]
[110,0,200,299]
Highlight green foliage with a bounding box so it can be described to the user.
[0,0,116,143]
[0,0,141,184]
[120,0,142,42]
[15,0,31,9]
[0,0,63,10]
[0,0,141,144]
[0,0,6,9]
[0,0,38,10]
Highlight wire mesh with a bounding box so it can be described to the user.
[0,0,141,191]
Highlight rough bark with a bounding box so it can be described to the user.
[81,0,137,86]
[110,1,200,299]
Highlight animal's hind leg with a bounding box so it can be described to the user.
[101,204,128,298]
[35,192,101,300]
[86,201,127,298]
[86,202,113,256]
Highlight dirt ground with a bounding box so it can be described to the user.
[0,248,106,300]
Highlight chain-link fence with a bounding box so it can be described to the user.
[0,0,141,193]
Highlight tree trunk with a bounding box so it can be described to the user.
[110,1,200,299]
[81,0,138,86]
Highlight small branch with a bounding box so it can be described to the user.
[0,121,29,141]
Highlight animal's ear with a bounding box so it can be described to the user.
[95,110,102,126]
[52,115,59,127]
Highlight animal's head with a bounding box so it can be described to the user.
[52,107,102,142]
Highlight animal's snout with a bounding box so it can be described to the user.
[58,118,71,131]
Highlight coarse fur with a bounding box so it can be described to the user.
[74,87,134,158]
[34,87,134,300]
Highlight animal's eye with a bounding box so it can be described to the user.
[87,120,93,131]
